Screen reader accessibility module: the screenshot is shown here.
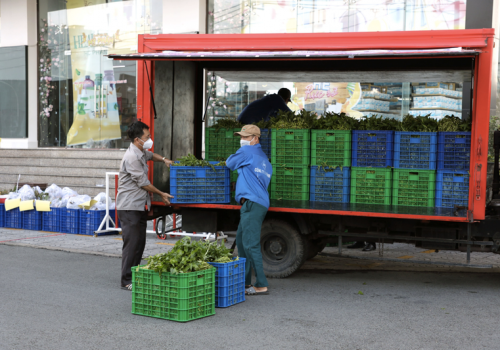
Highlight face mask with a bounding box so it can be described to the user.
[240,137,254,148]
[140,137,154,150]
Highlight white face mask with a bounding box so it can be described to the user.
[140,137,154,150]
[240,137,254,148]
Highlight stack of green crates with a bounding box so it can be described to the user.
[132,266,215,322]
[205,128,241,161]
[311,130,351,167]
[392,169,436,207]
[271,129,311,201]
[350,167,392,206]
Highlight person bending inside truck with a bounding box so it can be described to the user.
[116,121,174,291]
[237,88,292,124]
[227,125,273,295]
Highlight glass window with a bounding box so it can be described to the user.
[0,46,27,138]
[38,0,163,148]
[208,0,467,34]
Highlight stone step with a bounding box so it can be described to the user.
[0,165,119,177]
[0,148,126,160]
[0,157,122,169]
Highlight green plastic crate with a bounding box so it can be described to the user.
[132,266,215,322]
[205,128,240,161]
[311,130,351,167]
[392,169,436,207]
[350,167,392,205]
[270,165,309,201]
[271,129,311,166]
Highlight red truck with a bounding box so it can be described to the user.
[109,29,500,277]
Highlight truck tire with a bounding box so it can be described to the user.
[261,219,307,278]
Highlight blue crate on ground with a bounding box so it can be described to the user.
[260,128,272,159]
[394,131,437,170]
[437,132,471,171]
[435,170,469,208]
[42,208,62,232]
[352,130,394,167]
[60,208,81,234]
[80,209,117,236]
[0,204,5,227]
[170,162,230,204]
[22,209,43,230]
[5,208,23,229]
[208,258,246,308]
[310,166,350,203]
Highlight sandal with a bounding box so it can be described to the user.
[245,286,269,295]
[121,284,132,291]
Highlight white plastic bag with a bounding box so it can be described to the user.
[44,184,62,201]
[93,192,112,204]
[61,187,78,198]
[7,192,20,200]
[33,186,43,195]
[66,195,91,209]
[18,185,35,201]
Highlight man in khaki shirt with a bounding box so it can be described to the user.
[117,121,173,291]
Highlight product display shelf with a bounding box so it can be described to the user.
[437,132,471,171]
[60,208,81,234]
[350,167,392,205]
[22,209,43,230]
[435,170,469,208]
[393,131,437,170]
[42,208,62,232]
[270,165,310,201]
[5,208,23,229]
[392,169,436,207]
[310,166,350,203]
[132,266,215,322]
[205,127,241,161]
[208,258,246,308]
[311,130,351,167]
[271,129,311,167]
[411,93,462,100]
[170,163,230,204]
[351,130,394,168]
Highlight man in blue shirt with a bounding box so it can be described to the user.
[226,125,273,295]
[237,88,292,124]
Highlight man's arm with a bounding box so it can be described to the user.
[142,184,174,205]
[150,152,174,167]
[226,148,250,171]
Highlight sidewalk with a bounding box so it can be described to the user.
[2,225,500,273]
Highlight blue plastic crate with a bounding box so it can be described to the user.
[60,208,81,234]
[310,166,350,203]
[394,132,437,170]
[260,128,272,159]
[435,170,469,208]
[208,258,245,308]
[5,208,23,229]
[352,130,394,167]
[80,209,117,236]
[0,204,5,227]
[170,162,230,204]
[42,208,62,232]
[22,209,43,230]
[437,132,471,171]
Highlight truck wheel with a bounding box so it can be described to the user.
[261,219,306,278]
[306,238,326,260]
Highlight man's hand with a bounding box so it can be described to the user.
[163,159,174,167]
[160,192,174,205]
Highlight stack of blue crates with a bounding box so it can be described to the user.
[394,132,437,170]
[0,203,5,227]
[352,130,394,167]
[208,258,246,308]
[42,208,62,232]
[436,132,471,208]
[5,208,23,229]
[22,210,43,230]
[310,166,350,203]
[60,208,81,234]
[80,209,116,236]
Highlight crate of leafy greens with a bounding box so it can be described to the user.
[205,240,246,308]
[350,167,392,205]
[435,170,469,208]
[132,237,215,322]
[310,166,350,203]
[352,116,398,168]
[205,118,242,161]
[392,169,436,207]
[311,112,358,167]
[437,115,472,171]
[393,115,438,170]
[270,110,315,166]
[270,164,309,201]
[170,155,230,204]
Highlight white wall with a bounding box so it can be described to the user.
[0,0,38,149]
[162,0,206,34]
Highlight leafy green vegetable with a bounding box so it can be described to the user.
[313,112,359,130]
[437,115,471,132]
[171,154,226,170]
[253,119,272,129]
[210,117,242,131]
[358,115,400,131]
[396,114,438,132]
[143,237,236,275]
[269,110,317,129]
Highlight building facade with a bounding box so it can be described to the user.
[0,0,498,194]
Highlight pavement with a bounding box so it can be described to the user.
[2,244,500,350]
[2,223,500,273]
